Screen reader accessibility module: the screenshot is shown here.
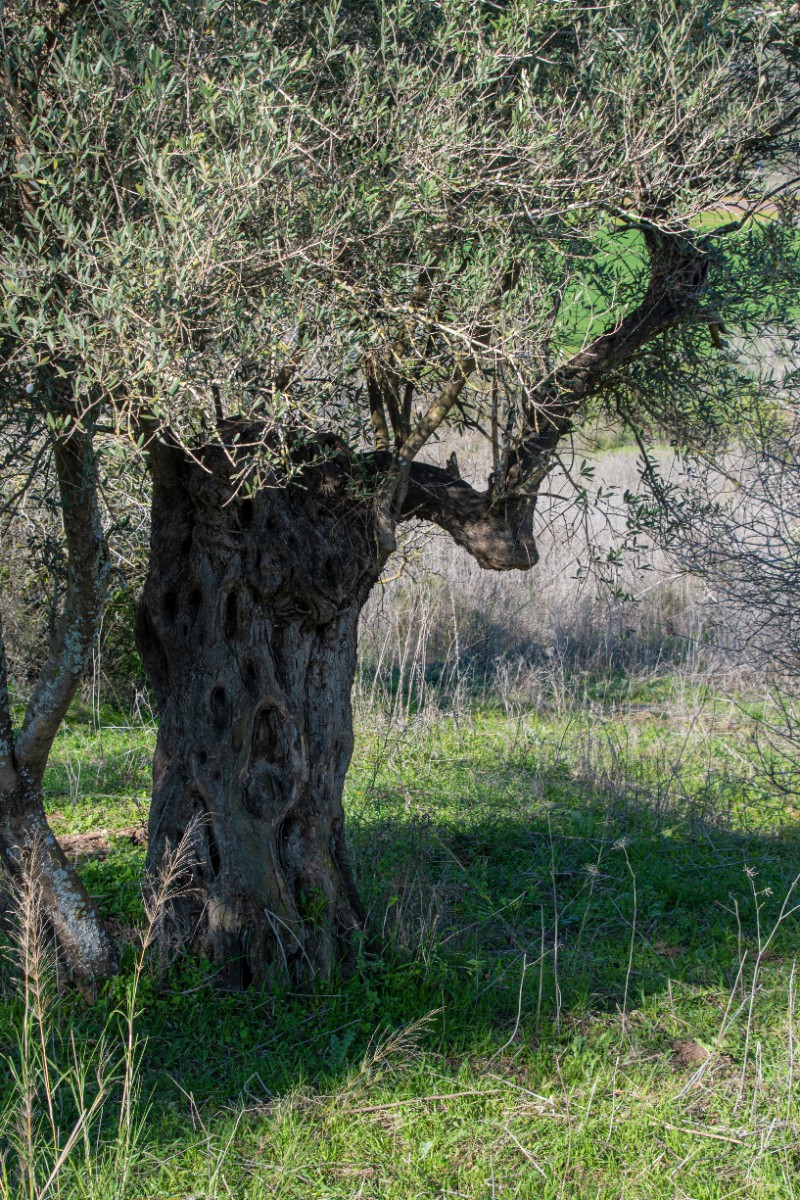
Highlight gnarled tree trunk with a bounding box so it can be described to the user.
[136,439,389,984]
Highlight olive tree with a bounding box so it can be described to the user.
[3,0,800,985]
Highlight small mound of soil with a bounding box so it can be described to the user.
[672,1038,709,1068]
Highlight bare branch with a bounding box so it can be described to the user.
[399,265,522,465]
[366,360,392,452]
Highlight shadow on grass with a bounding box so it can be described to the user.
[4,748,795,1116]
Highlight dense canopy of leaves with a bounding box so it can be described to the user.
[3,0,800,494]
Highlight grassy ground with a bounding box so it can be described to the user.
[2,678,800,1198]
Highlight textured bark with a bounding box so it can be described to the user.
[136,439,389,984]
[402,461,538,570]
[0,418,116,989]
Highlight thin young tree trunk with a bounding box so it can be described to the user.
[136,439,388,984]
[0,416,116,989]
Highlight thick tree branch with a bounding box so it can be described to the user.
[390,266,445,443]
[399,365,475,464]
[402,234,711,563]
[505,230,709,493]
[14,418,109,787]
[400,461,537,571]
[364,267,443,453]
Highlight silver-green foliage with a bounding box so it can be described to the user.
[3,0,800,471]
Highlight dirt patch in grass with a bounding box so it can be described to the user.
[58,825,147,862]
[58,831,113,861]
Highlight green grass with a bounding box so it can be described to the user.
[2,683,800,1198]
[554,227,645,353]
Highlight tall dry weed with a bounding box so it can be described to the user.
[0,827,199,1200]
[357,447,731,716]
